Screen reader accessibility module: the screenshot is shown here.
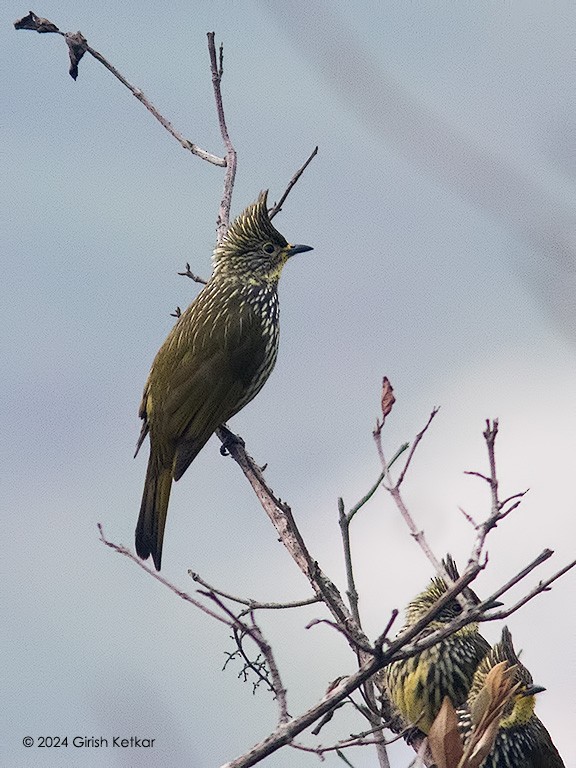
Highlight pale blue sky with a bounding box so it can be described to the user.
[3,2,575,767]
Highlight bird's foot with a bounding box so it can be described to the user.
[218,425,245,456]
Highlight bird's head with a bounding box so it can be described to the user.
[212,190,312,283]
[470,626,545,728]
[405,555,496,628]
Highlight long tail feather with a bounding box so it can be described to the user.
[135,453,173,571]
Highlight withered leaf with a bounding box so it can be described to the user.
[459,661,520,768]
[14,11,60,33]
[428,696,464,768]
[66,32,88,80]
[380,376,396,420]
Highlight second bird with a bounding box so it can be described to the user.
[134,191,312,570]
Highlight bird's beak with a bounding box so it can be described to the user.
[523,684,546,697]
[287,243,313,256]
[485,598,504,610]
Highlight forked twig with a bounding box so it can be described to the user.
[98,524,230,626]
[189,571,321,612]
[214,426,369,653]
[200,591,289,724]
[14,12,226,165]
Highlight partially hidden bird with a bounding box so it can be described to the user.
[458,626,565,768]
[380,555,495,734]
[134,191,312,570]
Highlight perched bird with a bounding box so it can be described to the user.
[134,191,312,570]
[381,556,493,734]
[458,626,565,768]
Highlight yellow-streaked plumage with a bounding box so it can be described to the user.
[380,556,492,734]
[135,191,312,570]
[458,626,565,768]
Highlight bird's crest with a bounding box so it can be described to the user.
[212,191,288,267]
[470,627,534,701]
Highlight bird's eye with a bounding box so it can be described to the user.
[263,243,275,254]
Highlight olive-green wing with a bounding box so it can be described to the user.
[161,306,270,481]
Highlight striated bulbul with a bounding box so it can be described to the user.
[134,191,312,569]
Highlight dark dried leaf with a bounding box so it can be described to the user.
[66,31,88,80]
[464,718,502,768]
[14,11,60,33]
[460,661,521,768]
[428,697,464,768]
[380,376,396,420]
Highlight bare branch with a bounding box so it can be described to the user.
[178,263,208,285]
[218,562,509,768]
[201,592,289,724]
[97,524,232,627]
[207,33,237,239]
[373,610,399,649]
[215,426,369,653]
[484,419,500,518]
[268,146,318,219]
[15,13,226,164]
[306,618,373,654]
[338,445,409,621]
[374,406,453,599]
[219,650,389,768]
[347,444,409,525]
[290,729,386,756]
[467,419,529,566]
[338,497,360,623]
[189,571,321,611]
[101,523,570,768]
[478,551,576,621]
[394,408,440,489]
[214,426,392,763]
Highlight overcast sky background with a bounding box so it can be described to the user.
[3,2,575,767]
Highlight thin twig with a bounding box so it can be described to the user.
[467,419,529,567]
[201,591,289,724]
[290,731,386,756]
[218,561,503,768]
[97,524,231,626]
[347,444,409,524]
[178,263,208,285]
[189,571,321,611]
[207,33,237,239]
[338,497,360,624]
[14,12,226,165]
[306,618,373,654]
[337,444,409,766]
[373,610,399,649]
[88,40,225,164]
[394,408,440,489]
[339,446,410,620]
[374,408,453,598]
[268,146,318,219]
[228,626,273,694]
[478,551,576,621]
